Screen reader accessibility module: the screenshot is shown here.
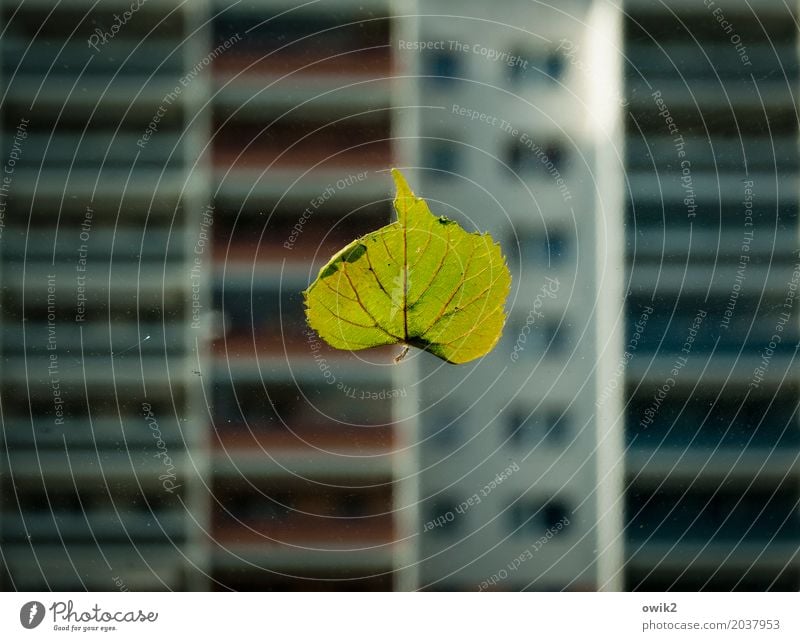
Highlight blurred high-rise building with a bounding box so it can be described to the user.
[0,0,416,591]
[622,0,800,590]
[207,0,413,591]
[397,0,627,590]
[0,0,210,589]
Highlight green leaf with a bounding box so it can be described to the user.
[302,169,511,364]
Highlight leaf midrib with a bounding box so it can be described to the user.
[402,199,409,342]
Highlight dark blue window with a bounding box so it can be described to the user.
[543,230,568,265]
[426,141,458,175]
[510,499,571,535]
[426,50,460,84]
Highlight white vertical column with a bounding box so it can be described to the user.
[587,0,625,592]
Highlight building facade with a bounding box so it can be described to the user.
[398,0,626,591]
[621,0,800,590]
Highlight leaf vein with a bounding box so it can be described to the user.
[320,273,359,303]
[417,241,482,336]
[316,297,402,340]
[364,247,394,303]
[409,226,451,307]
[340,259,398,338]
[426,269,508,331]
[434,303,507,347]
